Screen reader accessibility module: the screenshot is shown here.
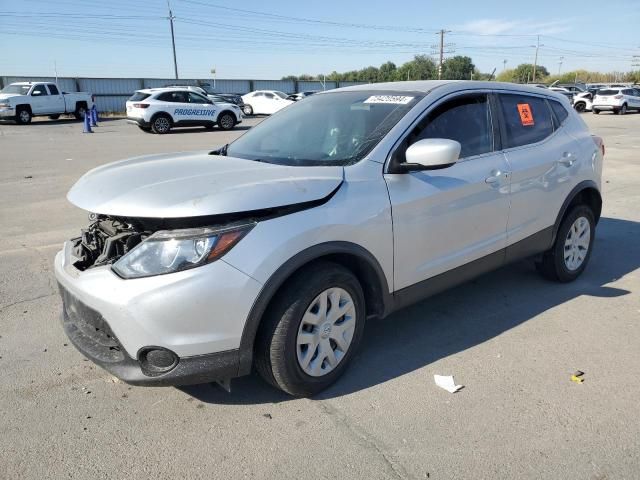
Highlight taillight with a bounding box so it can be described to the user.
[133,103,150,108]
[613,95,623,99]
[592,135,604,156]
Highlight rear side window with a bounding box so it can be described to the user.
[597,89,618,96]
[398,93,493,161]
[47,84,59,95]
[129,92,151,102]
[622,89,634,95]
[498,94,554,148]
[549,100,569,128]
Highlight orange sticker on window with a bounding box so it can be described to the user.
[517,103,534,126]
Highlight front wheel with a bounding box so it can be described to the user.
[592,109,600,114]
[574,102,586,113]
[536,205,595,282]
[15,107,32,125]
[255,262,366,397]
[243,104,253,116]
[217,112,236,130]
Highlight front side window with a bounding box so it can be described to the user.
[188,92,209,103]
[31,84,48,96]
[226,91,422,166]
[398,93,493,161]
[274,91,288,99]
[264,93,275,99]
[498,94,554,149]
[47,84,59,95]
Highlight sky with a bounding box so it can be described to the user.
[1,0,639,80]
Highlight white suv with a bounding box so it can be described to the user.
[126,87,242,134]
[592,87,640,115]
[56,81,603,397]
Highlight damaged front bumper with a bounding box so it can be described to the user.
[54,241,263,386]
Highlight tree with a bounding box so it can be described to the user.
[442,56,475,80]
[512,63,549,83]
[377,61,397,82]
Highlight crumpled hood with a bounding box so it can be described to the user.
[67,151,344,218]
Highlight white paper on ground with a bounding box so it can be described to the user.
[434,375,463,393]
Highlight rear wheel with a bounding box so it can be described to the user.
[618,104,627,115]
[255,262,366,397]
[592,109,600,114]
[73,103,87,120]
[243,104,253,116]
[536,205,595,282]
[151,114,172,134]
[217,112,236,130]
[15,107,32,125]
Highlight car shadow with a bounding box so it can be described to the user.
[179,216,638,404]
[0,117,124,126]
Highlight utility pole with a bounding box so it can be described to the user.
[531,35,544,83]
[502,59,507,71]
[431,30,453,80]
[558,56,564,75]
[167,0,179,79]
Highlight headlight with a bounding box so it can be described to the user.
[0,103,11,108]
[112,223,254,279]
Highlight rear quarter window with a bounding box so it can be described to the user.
[129,92,151,102]
[549,100,569,128]
[498,94,554,149]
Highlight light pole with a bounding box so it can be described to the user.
[530,35,544,83]
[167,0,178,79]
[558,56,564,75]
[211,67,216,90]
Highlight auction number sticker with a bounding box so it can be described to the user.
[517,103,535,126]
[363,95,414,104]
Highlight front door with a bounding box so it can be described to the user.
[385,92,511,291]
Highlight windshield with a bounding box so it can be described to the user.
[1,84,31,95]
[274,91,288,99]
[226,91,422,166]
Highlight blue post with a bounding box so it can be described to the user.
[91,104,98,126]
[83,109,93,133]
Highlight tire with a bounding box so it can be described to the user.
[217,112,236,130]
[536,205,595,282]
[138,126,152,133]
[151,114,172,134]
[15,107,32,125]
[243,104,253,116]
[592,109,600,114]
[618,104,627,115]
[574,102,586,113]
[73,103,87,120]
[48,114,60,120]
[255,261,366,397]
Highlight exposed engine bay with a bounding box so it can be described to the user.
[71,215,149,271]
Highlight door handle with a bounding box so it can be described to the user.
[485,170,510,184]
[558,152,575,167]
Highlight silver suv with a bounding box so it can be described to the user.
[55,81,604,397]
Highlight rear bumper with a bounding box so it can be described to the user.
[127,116,149,127]
[59,283,241,386]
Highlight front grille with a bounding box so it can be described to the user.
[59,284,125,364]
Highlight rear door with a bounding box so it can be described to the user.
[45,84,65,113]
[385,91,511,290]
[497,93,578,245]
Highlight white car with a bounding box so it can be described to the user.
[592,87,640,115]
[241,90,293,115]
[126,87,242,134]
[573,91,594,113]
[0,82,93,124]
[56,81,603,397]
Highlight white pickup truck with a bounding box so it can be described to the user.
[0,82,94,124]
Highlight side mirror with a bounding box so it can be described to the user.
[401,138,461,171]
